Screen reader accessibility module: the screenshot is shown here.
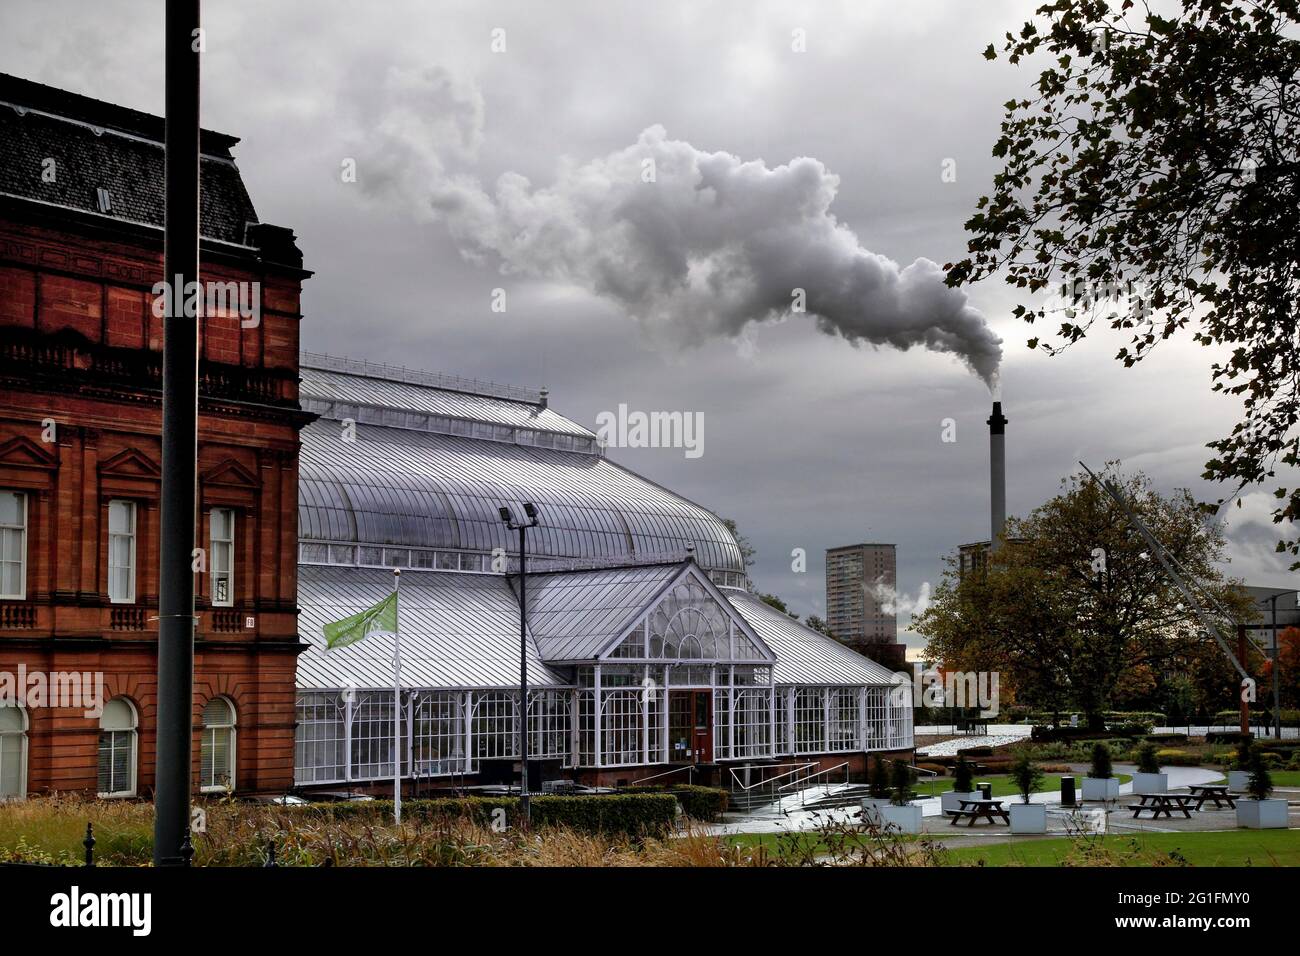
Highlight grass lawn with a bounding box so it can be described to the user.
[1267,770,1300,787]
[911,772,1131,798]
[943,829,1300,867]
[727,828,1300,866]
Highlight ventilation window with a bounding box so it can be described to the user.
[96,187,112,213]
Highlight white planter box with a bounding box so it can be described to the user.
[1082,777,1120,801]
[1132,772,1168,795]
[1236,799,1289,829]
[1009,802,1047,833]
[940,790,979,814]
[878,803,923,834]
[1226,770,1249,791]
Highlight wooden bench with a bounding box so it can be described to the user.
[1126,793,1195,819]
[948,798,1010,827]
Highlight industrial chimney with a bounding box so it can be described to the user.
[987,400,1007,551]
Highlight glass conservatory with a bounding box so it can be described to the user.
[292,356,912,788]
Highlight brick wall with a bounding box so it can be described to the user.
[0,214,308,797]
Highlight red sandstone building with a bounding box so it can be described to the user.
[0,74,310,799]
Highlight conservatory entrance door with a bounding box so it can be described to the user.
[668,691,712,764]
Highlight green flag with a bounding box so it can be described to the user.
[323,592,397,650]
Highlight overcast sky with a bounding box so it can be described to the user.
[4,0,1296,645]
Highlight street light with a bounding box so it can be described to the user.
[500,501,540,826]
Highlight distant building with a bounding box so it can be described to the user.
[825,543,906,668]
[1241,585,1300,649]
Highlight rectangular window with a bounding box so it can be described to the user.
[0,491,27,600]
[210,508,235,606]
[107,500,136,604]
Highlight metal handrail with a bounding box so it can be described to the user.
[727,761,817,794]
[775,761,852,806]
[630,764,697,787]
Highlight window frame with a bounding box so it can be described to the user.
[107,499,137,605]
[96,698,138,798]
[200,697,237,793]
[0,705,28,802]
[0,490,27,601]
[209,507,235,607]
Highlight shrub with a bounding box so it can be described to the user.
[287,793,678,838]
[1246,746,1274,801]
[1007,752,1043,804]
[1089,743,1113,780]
[869,756,891,799]
[623,785,728,822]
[1232,737,1254,771]
[1154,748,1202,767]
[1135,743,1161,774]
[953,755,974,793]
[889,760,912,806]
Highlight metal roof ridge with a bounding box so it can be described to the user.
[301,351,545,406]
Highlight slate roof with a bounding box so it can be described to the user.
[0,72,267,249]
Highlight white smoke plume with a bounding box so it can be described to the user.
[355,68,1002,386]
[870,576,931,618]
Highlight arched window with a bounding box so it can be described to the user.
[97,697,137,797]
[0,705,27,800]
[200,697,236,792]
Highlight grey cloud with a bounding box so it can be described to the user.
[354,84,1003,386]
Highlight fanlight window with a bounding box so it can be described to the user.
[647,581,730,660]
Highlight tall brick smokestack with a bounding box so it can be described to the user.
[988,400,1007,551]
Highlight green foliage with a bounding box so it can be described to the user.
[869,756,891,799]
[950,0,1300,566]
[1246,745,1275,800]
[287,793,678,838]
[622,785,728,821]
[953,754,974,793]
[1007,751,1044,804]
[1089,742,1113,780]
[889,759,913,806]
[1135,743,1161,774]
[914,466,1254,728]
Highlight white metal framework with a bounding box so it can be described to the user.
[292,563,913,786]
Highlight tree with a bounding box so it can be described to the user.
[758,593,799,620]
[913,465,1257,728]
[1261,624,1300,707]
[804,614,835,637]
[948,0,1300,564]
[720,517,756,571]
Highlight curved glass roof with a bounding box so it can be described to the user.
[298,369,744,573]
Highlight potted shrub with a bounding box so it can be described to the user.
[1236,746,1289,829]
[1007,751,1047,833]
[1226,738,1252,792]
[940,754,979,814]
[878,759,922,834]
[860,755,892,816]
[1082,742,1120,801]
[1131,743,1168,795]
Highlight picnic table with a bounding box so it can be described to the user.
[948,797,1010,827]
[1187,784,1237,810]
[1126,793,1196,819]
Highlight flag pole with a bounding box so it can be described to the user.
[392,568,402,825]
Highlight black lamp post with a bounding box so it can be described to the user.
[154,0,201,867]
[500,501,539,826]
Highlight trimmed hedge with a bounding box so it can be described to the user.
[286,793,678,838]
[622,785,728,822]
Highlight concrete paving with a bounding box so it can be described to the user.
[703,763,1300,842]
